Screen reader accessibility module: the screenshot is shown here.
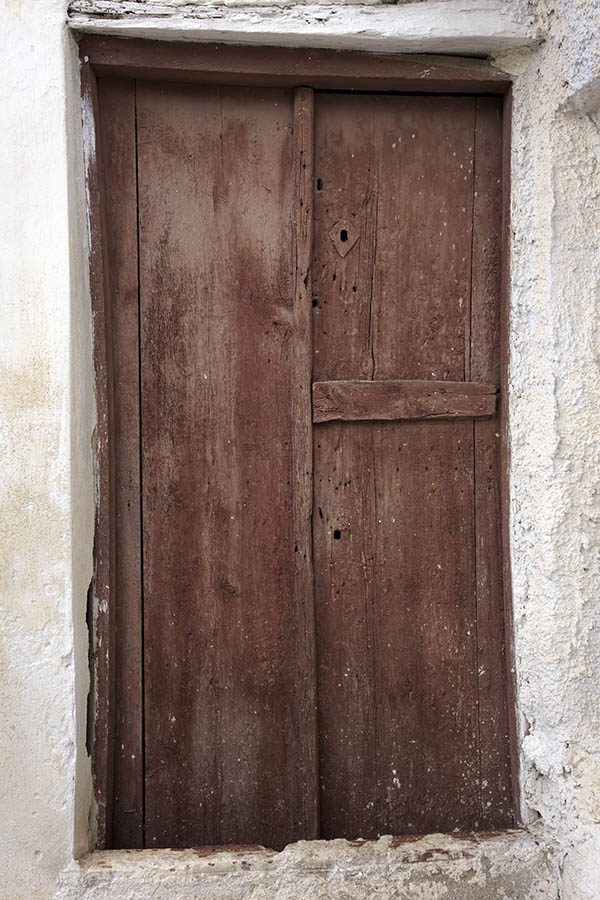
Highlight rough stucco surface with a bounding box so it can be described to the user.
[490,2,600,896]
[68,0,537,54]
[55,833,558,899]
[1,0,600,898]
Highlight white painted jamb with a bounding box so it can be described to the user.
[68,0,538,55]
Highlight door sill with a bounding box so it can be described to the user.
[60,830,557,899]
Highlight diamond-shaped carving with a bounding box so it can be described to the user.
[328,218,360,258]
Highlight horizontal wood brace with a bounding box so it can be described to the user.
[78,37,510,94]
[312,379,498,423]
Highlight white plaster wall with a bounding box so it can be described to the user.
[2,0,600,898]
[491,2,600,893]
[0,0,95,896]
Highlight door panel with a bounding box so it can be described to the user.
[312,94,475,383]
[137,83,313,849]
[97,76,143,849]
[98,78,512,848]
[312,93,509,837]
[313,420,478,837]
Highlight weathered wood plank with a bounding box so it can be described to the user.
[137,82,310,850]
[313,420,480,837]
[471,98,502,385]
[79,36,511,93]
[97,76,144,849]
[471,96,513,827]
[81,57,117,851]
[313,93,482,838]
[312,94,475,383]
[91,64,514,848]
[292,86,319,840]
[312,420,377,838]
[312,379,498,423]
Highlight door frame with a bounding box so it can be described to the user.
[79,36,517,848]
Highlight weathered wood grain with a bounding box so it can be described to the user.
[312,94,475,383]
[137,83,309,849]
[313,420,480,837]
[82,58,117,851]
[312,379,498,423]
[471,96,513,827]
[312,92,482,838]
[91,62,513,848]
[292,86,319,839]
[97,76,144,849]
[79,36,511,93]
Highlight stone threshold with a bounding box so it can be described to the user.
[57,829,559,899]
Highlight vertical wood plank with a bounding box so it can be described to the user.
[313,420,378,838]
[97,76,144,848]
[314,420,479,837]
[471,96,513,827]
[137,83,309,849]
[371,421,479,835]
[471,98,501,385]
[81,58,117,850]
[312,94,474,384]
[292,86,319,839]
[311,96,379,380]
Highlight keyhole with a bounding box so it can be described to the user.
[333,529,341,540]
[340,229,348,243]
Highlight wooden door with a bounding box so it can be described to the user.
[97,76,512,850]
[311,94,511,838]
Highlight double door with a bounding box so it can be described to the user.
[98,77,512,849]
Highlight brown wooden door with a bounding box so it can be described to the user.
[311,93,510,838]
[97,77,512,850]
